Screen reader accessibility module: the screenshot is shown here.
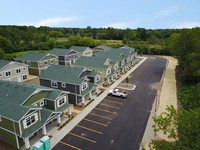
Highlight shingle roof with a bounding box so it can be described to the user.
[74,56,109,69]
[49,48,71,56]
[69,46,88,52]
[14,52,57,62]
[39,65,85,84]
[95,45,111,51]
[0,59,10,69]
[0,80,65,121]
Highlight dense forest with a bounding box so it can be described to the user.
[152,28,200,150]
[0,25,200,149]
[0,25,178,56]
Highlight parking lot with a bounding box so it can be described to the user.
[52,93,128,150]
[52,57,167,150]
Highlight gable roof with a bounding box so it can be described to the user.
[94,45,111,51]
[0,59,10,69]
[69,46,90,52]
[15,52,58,62]
[49,48,71,56]
[0,59,27,70]
[0,80,67,122]
[39,65,85,84]
[74,56,109,69]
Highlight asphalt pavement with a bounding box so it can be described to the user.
[52,56,167,150]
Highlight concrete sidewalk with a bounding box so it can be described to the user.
[48,57,148,149]
[140,56,178,149]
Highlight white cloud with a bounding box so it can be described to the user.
[19,16,79,27]
[174,22,200,29]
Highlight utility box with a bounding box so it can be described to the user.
[40,136,51,150]
[32,141,44,150]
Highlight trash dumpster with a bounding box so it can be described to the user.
[32,141,44,150]
[40,136,51,150]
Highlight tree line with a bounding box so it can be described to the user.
[151,28,200,150]
[0,25,180,56]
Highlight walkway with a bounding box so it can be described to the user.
[140,56,178,149]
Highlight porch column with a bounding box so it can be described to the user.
[57,114,61,126]
[24,138,30,150]
[68,106,72,117]
[96,87,99,95]
[42,125,47,135]
[89,91,92,100]
[82,96,85,105]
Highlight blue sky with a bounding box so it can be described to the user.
[0,0,199,29]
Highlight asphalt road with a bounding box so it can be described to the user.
[52,56,167,150]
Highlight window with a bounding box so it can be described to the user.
[0,73,2,77]
[22,75,28,80]
[57,96,66,107]
[61,82,66,88]
[27,62,31,66]
[23,67,26,71]
[16,69,21,74]
[23,113,38,129]
[50,59,54,64]
[114,64,118,70]
[107,68,111,75]
[96,74,100,82]
[51,81,58,88]
[5,71,11,77]
[44,60,48,65]
[40,100,44,107]
[40,61,43,65]
[82,82,88,91]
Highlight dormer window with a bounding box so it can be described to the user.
[107,68,111,75]
[57,96,66,107]
[40,100,44,107]
[96,74,100,82]
[82,82,88,91]
[23,113,38,129]
[114,64,118,70]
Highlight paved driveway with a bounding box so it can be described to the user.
[52,57,167,150]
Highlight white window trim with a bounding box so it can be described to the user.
[61,82,66,88]
[5,70,12,77]
[107,68,111,75]
[82,82,88,91]
[96,74,100,82]
[51,80,58,88]
[57,96,66,107]
[16,68,21,74]
[40,100,44,107]
[44,60,48,65]
[23,113,38,129]
[22,74,28,81]
[0,72,3,77]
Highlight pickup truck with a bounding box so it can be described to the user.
[108,89,127,98]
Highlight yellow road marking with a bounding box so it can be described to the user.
[104,99,123,105]
[59,141,82,150]
[77,125,103,134]
[95,108,116,114]
[99,103,120,109]
[83,118,108,126]
[69,132,96,143]
[89,112,112,120]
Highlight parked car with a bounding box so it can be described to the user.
[108,89,127,98]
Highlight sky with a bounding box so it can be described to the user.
[0,0,200,29]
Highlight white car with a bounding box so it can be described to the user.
[108,89,127,98]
